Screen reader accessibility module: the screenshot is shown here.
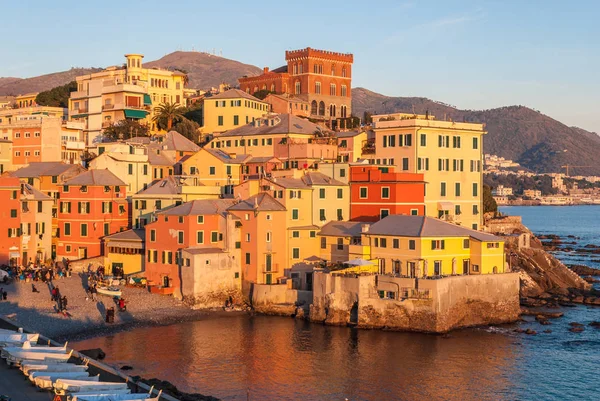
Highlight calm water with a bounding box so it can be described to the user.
[72,207,600,401]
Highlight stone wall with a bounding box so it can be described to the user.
[252,283,312,316]
[310,272,521,333]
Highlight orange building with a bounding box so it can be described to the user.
[263,93,310,118]
[0,177,22,265]
[56,170,129,261]
[350,165,426,222]
[239,47,353,121]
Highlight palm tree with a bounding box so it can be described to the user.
[153,102,185,131]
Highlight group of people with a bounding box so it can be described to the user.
[50,285,68,313]
[4,260,71,284]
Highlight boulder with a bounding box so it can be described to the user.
[79,348,106,360]
[569,326,584,333]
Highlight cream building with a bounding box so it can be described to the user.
[69,54,185,145]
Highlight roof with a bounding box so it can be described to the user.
[158,199,235,216]
[246,156,281,163]
[152,131,200,152]
[21,183,52,201]
[302,172,346,186]
[335,131,364,138]
[206,149,252,164]
[319,221,364,237]
[271,65,288,73]
[104,229,145,242]
[63,169,126,186]
[368,215,502,241]
[182,247,226,255]
[10,162,84,178]
[266,93,309,104]
[137,176,185,196]
[217,114,326,138]
[228,193,286,212]
[209,89,264,102]
[147,150,174,166]
[269,177,310,189]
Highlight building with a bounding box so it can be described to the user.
[89,152,154,195]
[56,170,129,260]
[492,185,513,196]
[144,199,236,296]
[0,139,12,174]
[15,93,38,108]
[68,54,186,145]
[102,229,145,275]
[349,165,426,222]
[208,114,338,167]
[372,113,486,230]
[0,177,22,265]
[197,89,269,136]
[336,131,368,162]
[0,96,15,109]
[263,93,310,118]
[318,221,369,263]
[239,48,353,122]
[19,183,53,263]
[523,189,542,199]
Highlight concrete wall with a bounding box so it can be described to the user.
[310,272,520,333]
[251,283,312,315]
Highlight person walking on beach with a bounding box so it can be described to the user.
[31,284,40,293]
[61,296,68,311]
[90,285,97,301]
[0,288,3,301]
[2,290,7,301]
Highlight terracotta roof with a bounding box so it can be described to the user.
[271,65,288,73]
[10,162,85,178]
[319,221,364,237]
[206,149,252,164]
[209,89,264,102]
[335,131,364,138]
[368,215,502,242]
[228,193,286,212]
[104,229,145,242]
[63,169,126,186]
[137,176,185,195]
[246,156,281,163]
[302,172,346,186]
[269,177,310,189]
[21,183,52,201]
[217,114,325,138]
[158,199,235,216]
[151,131,200,152]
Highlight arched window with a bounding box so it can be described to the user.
[283,83,288,93]
[313,64,318,74]
[299,63,303,74]
[315,82,321,94]
[262,85,267,90]
[319,64,323,74]
[311,100,318,115]
[342,67,347,77]
[318,101,325,116]
[246,87,250,93]
[293,64,298,75]
[295,81,301,95]
[331,65,336,76]
[270,84,275,92]
[253,86,258,93]
[330,84,336,96]
[341,105,347,118]
[341,85,347,97]
[330,104,336,117]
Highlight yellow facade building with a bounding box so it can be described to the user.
[372,113,485,230]
[69,54,185,145]
[102,229,145,275]
[16,93,38,108]
[198,89,269,136]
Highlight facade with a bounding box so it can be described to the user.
[523,189,542,199]
[89,152,153,195]
[19,183,53,264]
[16,93,38,108]
[372,113,486,230]
[239,48,353,121]
[492,185,513,196]
[349,165,425,222]
[197,89,269,135]
[336,131,368,162]
[0,139,12,174]
[56,170,129,260]
[263,93,310,118]
[103,229,145,275]
[318,221,369,263]
[0,177,22,265]
[68,54,185,145]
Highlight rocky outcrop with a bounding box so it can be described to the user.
[132,377,219,401]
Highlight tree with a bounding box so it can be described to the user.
[35,81,77,107]
[252,90,274,100]
[172,118,200,143]
[363,111,373,124]
[183,106,203,126]
[103,120,150,141]
[153,102,185,131]
[483,184,498,214]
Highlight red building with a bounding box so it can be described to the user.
[239,47,353,120]
[0,177,22,265]
[144,199,236,294]
[350,165,426,222]
[56,169,129,261]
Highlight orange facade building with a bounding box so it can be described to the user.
[239,48,353,120]
[350,165,426,222]
[0,177,22,265]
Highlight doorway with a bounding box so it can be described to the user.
[463,259,470,275]
[306,272,313,291]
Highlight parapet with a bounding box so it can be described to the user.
[286,47,353,63]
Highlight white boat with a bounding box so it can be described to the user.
[69,390,133,398]
[54,378,129,393]
[30,369,90,382]
[22,362,88,375]
[7,349,73,365]
[2,340,68,358]
[0,333,39,345]
[96,286,122,298]
[17,356,70,366]
[33,372,95,389]
[0,328,23,334]
[71,391,162,401]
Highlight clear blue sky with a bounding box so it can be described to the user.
[2,0,599,132]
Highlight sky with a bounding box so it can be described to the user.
[1,0,599,132]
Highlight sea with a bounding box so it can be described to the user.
[72,206,600,401]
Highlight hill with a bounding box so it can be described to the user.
[352,87,600,176]
[0,68,102,96]
[145,51,262,90]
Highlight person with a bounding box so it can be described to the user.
[51,287,57,302]
[2,290,7,301]
[61,296,68,311]
[31,284,40,293]
[118,298,126,312]
[0,288,3,301]
[90,285,97,301]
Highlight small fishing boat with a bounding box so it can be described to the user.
[71,391,162,401]
[33,372,95,389]
[30,369,90,382]
[68,390,133,398]
[7,349,73,366]
[0,332,39,345]
[1,340,68,358]
[22,362,88,375]
[96,286,122,298]
[54,378,129,393]
[18,356,70,366]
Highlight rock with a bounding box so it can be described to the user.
[569,327,584,333]
[525,329,537,335]
[547,287,570,297]
[521,309,563,318]
[569,322,584,327]
[589,321,600,328]
[120,365,133,370]
[539,320,551,326]
[79,348,106,360]
[571,296,585,303]
[513,328,525,333]
[543,329,552,333]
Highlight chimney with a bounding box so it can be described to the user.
[263,67,269,73]
[361,224,370,233]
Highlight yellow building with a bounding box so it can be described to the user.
[364,215,504,276]
[103,229,145,275]
[372,113,485,230]
[318,221,371,263]
[69,53,185,145]
[0,139,12,174]
[335,130,368,162]
[198,89,269,136]
[181,148,250,188]
[16,93,38,108]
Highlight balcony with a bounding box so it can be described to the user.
[262,264,279,273]
[62,140,85,150]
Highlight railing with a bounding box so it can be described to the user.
[102,104,115,110]
[361,147,376,155]
[399,287,432,299]
[262,263,279,273]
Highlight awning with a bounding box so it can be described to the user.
[106,240,143,250]
[438,202,454,211]
[124,109,148,119]
[143,94,152,106]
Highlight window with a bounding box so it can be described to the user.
[211,231,219,243]
[487,242,500,249]
[409,240,416,250]
[472,183,479,196]
[434,261,442,276]
[440,182,446,197]
[319,209,326,221]
[380,209,389,219]
[420,134,427,146]
[197,231,204,244]
[266,232,272,242]
[64,223,71,236]
[330,84,336,96]
[452,136,461,148]
[336,238,344,251]
[315,82,321,94]
[150,230,156,242]
[66,245,71,253]
[393,239,400,249]
[380,238,387,248]
[295,81,301,94]
[63,185,69,193]
[473,137,479,149]
[104,223,110,236]
[233,115,239,125]
[337,209,343,221]
[463,239,470,248]
[292,248,300,259]
[292,209,299,220]
[431,240,445,250]
[52,176,58,184]
[402,158,409,171]
[359,187,368,199]
[197,215,204,224]
[472,224,478,230]
[128,164,133,175]
[266,214,272,221]
[102,201,112,213]
[80,223,88,237]
[292,231,300,238]
[455,205,461,215]
[178,231,184,244]
[341,85,347,96]
[339,168,346,178]
[455,183,461,196]
[245,253,251,265]
[245,233,251,243]
[337,188,343,199]
[321,237,327,249]
[319,188,326,199]
[411,209,418,215]
[310,231,316,238]
[78,202,90,214]
[209,166,216,175]
[10,209,17,218]
[473,205,479,215]
[218,116,224,126]
[155,200,162,210]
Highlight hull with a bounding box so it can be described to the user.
[7,350,72,365]
[34,373,95,389]
[97,287,122,297]
[23,363,88,375]
[2,341,67,358]
[72,393,160,401]
[54,378,129,393]
[0,333,39,344]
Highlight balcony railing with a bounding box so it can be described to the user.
[262,264,279,273]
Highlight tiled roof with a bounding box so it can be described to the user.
[335,130,363,138]
[158,199,235,216]
[217,114,325,138]
[302,171,346,186]
[368,215,502,242]
[269,176,310,189]
[246,156,280,163]
[206,149,252,164]
[10,162,85,178]
[63,169,126,186]
[271,65,288,73]
[228,193,286,212]
[137,176,185,195]
[104,229,145,242]
[152,131,200,152]
[147,150,174,166]
[209,89,263,102]
[319,221,364,237]
[21,183,52,201]
[182,247,226,255]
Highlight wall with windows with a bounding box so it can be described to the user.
[199,96,269,135]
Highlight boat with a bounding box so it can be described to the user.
[96,286,122,298]
[68,390,133,398]
[17,356,70,366]
[7,349,73,366]
[0,332,39,345]
[22,362,88,375]
[33,372,95,389]
[2,340,68,358]
[54,378,129,393]
[71,391,162,401]
[30,369,90,382]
